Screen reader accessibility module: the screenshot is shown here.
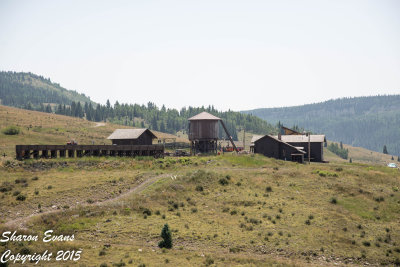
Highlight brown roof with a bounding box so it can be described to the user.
[188,112,221,121]
[273,135,326,143]
[107,129,157,140]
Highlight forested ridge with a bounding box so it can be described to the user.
[243,95,400,156]
[0,71,92,107]
[0,71,276,140]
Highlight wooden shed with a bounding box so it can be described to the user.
[254,135,306,163]
[273,134,326,162]
[107,129,157,145]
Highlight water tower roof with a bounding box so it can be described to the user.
[188,112,221,121]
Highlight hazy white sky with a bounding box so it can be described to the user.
[0,0,399,111]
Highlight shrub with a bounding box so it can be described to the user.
[32,176,39,181]
[204,256,214,266]
[16,194,26,201]
[362,241,371,247]
[2,125,20,135]
[0,182,13,192]
[330,197,337,204]
[305,220,311,225]
[195,185,203,192]
[142,208,152,216]
[158,224,172,249]
[266,186,272,192]
[13,191,21,196]
[219,178,229,185]
[99,250,106,256]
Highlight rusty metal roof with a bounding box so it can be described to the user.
[273,135,326,143]
[107,129,157,140]
[188,112,221,121]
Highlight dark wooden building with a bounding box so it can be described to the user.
[253,135,305,163]
[274,135,326,162]
[107,129,157,145]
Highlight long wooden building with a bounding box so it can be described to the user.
[252,133,326,163]
[107,128,157,145]
[253,135,306,163]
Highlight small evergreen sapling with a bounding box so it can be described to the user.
[158,224,172,249]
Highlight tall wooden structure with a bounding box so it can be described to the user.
[188,112,238,154]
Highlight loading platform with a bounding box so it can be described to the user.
[16,144,164,160]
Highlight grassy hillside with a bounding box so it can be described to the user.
[243,95,400,157]
[0,105,188,157]
[0,105,399,266]
[0,71,93,108]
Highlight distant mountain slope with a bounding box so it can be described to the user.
[243,95,400,156]
[0,71,92,108]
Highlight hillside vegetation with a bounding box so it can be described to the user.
[243,95,400,156]
[0,71,93,108]
[0,71,276,140]
[0,105,400,266]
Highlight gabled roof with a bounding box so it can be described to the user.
[281,126,302,135]
[251,135,264,144]
[188,112,221,121]
[107,129,157,140]
[255,135,306,154]
[273,135,326,143]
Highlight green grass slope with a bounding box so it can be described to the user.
[0,106,399,266]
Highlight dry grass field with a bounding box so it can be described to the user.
[0,106,399,266]
[0,105,188,157]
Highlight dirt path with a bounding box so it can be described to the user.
[3,173,170,230]
[92,122,106,127]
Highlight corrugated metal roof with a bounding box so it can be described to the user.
[251,135,264,143]
[107,129,157,140]
[273,135,326,143]
[188,112,221,121]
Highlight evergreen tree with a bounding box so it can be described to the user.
[398,156,400,162]
[391,155,394,160]
[340,141,343,149]
[45,104,52,113]
[383,145,388,154]
[349,158,352,163]
[158,224,172,249]
[56,104,62,114]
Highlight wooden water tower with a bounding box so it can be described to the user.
[188,111,238,154]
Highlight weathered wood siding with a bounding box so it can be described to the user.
[188,120,219,141]
[254,136,301,161]
[111,131,154,145]
[284,142,323,162]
